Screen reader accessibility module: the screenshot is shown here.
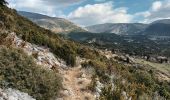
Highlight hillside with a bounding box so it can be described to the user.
[0,1,170,100]
[86,19,170,36]
[143,24,170,36]
[142,19,170,36]
[151,19,170,24]
[18,11,86,33]
[86,23,147,35]
[0,4,99,99]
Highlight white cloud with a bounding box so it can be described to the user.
[7,0,84,17]
[7,0,170,25]
[67,2,133,26]
[135,0,170,23]
[151,1,162,11]
[135,11,150,18]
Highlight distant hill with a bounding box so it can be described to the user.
[18,11,86,33]
[86,23,147,35]
[151,19,170,24]
[142,19,170,36]
[86,19,170,36]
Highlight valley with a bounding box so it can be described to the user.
[0,1,170,100]
[68,32,170,58]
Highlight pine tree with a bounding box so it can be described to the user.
[0,0,7,6]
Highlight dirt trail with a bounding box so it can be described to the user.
[58,60,96,100]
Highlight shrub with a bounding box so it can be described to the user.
[0,46,62,100]
[135,71,155,89]
[100,84,121,100]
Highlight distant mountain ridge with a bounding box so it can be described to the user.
[18,11,86,33]
[142,19,170,36]
[86,19,170,36]
[151,19,170,24]
[18,11,170,36]
[86,23,148,35]
[142,23,170,36]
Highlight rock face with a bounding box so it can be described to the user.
[0,88,35,100]
[5,32,67,70]
[95,80,104,99]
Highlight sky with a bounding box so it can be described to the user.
[7,0,170,26]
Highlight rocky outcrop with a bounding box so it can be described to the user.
[95,79,104,99]
[5,32,67,70]
[0,88,35,100]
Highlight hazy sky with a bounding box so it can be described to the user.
[7,0,170,26]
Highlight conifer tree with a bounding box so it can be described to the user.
[0,0,8,6]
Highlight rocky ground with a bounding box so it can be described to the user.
[5,32,67,70]
[58,65,96,100]
[0,88,35,100]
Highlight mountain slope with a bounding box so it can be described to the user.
[0,5,97,100]
[18,11,86,33]
[0,6,79,66]
[86,23,147,35]
[142,19,170,36]
[151,19,170,24]
[143,23,170,36]
[0,2,170,100]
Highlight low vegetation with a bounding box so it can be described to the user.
[0,46,62,100]
[82,58,170,99]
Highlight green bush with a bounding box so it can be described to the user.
[100,84,121,100]
[0,46,62,100]
[135,71,155,88]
